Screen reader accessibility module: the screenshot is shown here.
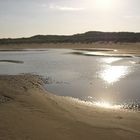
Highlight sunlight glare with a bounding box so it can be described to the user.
[102,57,122,64]
[95,0,115,10]
[100,66,129,84]
[94,101,121,109]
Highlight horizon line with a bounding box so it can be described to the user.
[0,30,140,39]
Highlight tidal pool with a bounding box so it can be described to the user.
[0,49,140,110]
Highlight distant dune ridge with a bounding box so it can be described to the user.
[0,31,140,44]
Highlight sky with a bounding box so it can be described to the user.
[0,0,140,38]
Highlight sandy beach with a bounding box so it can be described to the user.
[0,74,140,140]
[1,0,140,139]
[0,43,140,139]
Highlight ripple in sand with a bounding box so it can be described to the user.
[0,60,24,64]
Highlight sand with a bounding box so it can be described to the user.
[0,43,140,139]
[0,42,140,56]
[0,74,140,140]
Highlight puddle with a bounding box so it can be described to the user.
[0,49,140,111]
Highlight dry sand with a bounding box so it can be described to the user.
[0,74,140,140]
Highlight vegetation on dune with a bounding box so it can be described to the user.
[0,31,140,44]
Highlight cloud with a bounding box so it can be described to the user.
[49,4,85,11]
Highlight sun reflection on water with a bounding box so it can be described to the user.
[100,66,129,84]
[102,57,122,64]
[94,101,121,109]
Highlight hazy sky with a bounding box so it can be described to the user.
[0,0,140,38]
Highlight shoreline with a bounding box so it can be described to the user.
[0,43,140,58]
[0,74,140,139]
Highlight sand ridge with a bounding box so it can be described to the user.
[0,74,140,140]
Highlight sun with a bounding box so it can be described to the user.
[95,0,115,10]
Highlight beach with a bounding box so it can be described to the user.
[0,74,140,140]
[1,0,140,139]
[0,43,140,139]
[0,43,140,56]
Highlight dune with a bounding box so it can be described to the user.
[0,74,140,140]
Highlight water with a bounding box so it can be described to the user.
[0,49,140,110]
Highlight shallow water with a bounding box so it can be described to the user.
[0,49,140,110]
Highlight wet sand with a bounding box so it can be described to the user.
[0,43,140,56]
[0,43,140,139]
[0,74,140,140]
[0,60,24,64]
